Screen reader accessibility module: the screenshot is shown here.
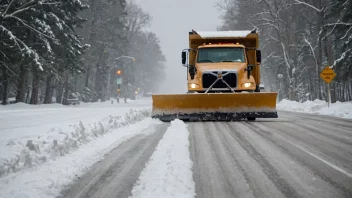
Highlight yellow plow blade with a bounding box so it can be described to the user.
[152,93,278,121]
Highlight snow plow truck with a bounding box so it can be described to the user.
[152,29,278,121]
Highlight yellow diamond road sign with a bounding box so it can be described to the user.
[320,66,336,84]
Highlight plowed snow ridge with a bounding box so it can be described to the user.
[130,119,196,198]
[0,109,151,177]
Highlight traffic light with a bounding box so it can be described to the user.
[117,85,121,96]
[116,70,122,75]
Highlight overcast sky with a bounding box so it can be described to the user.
[135,0,222,93]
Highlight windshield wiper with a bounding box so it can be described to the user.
[221,60,234,62]
[198,60,213,63]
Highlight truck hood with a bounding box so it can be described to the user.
[196,62,247,73]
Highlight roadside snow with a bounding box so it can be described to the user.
[0,99,152,177]
[277,99,352,119]
[0,118,162,198]
[130,119,196,198]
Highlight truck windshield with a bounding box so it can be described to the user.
[197,47,245,63]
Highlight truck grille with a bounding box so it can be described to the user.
[202,72,237,89]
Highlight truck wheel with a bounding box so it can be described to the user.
[247,117,256,121]
[255,85,260,92]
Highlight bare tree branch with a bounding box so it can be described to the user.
[325,23,352,27]
[292,0,324,12]
[2,0,16,17]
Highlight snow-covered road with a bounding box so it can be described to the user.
[189,111,352,198]
[62,111,352,198]
[61,123,170,198]
[1,100,352,198]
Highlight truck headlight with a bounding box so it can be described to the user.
[189,83,199,89]
[243,83,252,88]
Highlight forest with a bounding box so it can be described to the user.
[218,0,352,102]
[0,0,166,105]
[1,0,351,105]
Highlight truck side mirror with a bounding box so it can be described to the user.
[256,50,261,63]
[182,51,187,66]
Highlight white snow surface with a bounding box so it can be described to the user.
[130,119,196,198]
[197,30,252,38]
[0,99,152,177]
[0,117,162,198]
[277,99,352,119]
[0,98,167,198]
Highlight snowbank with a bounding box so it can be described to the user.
[0,97,148,110]
[0,98,153,177]
[130,119,196,198]
[0,109,151,177]
[0,118,162,198]
[277,99,352,119]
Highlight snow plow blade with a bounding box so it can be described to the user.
[152,93,278,122]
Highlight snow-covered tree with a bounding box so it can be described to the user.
[0,0,166,105]
[77,0,128,102]
[217,0,352,102]
[0,0,89,104]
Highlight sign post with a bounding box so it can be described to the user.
[320,66,336,107]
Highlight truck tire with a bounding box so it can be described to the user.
[255,85,260,92]
[247,117,256,121]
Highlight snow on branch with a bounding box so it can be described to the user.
[281,42,291,69]
[294,81,304,91]
[1,0,16,17]
[0,25,22,51]
[292,0,324,12]
[0,60,17,76]
[342,0,350,7]
[333,49,351,68]
[7,15,57,40]
[3,3,36,18]
[0,25,44,71]
[341,26,352,40]
[325,23,352,27]
[303,38,317,63]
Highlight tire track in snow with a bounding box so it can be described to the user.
[189,122,284,198]
[189,123,233,198]
[249,121,352,197]
[59,123,168,198]
[226,123,301,198]
[202,122,248,197]
[214,122,284,198]
[129,119,196,198]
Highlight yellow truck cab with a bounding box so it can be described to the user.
[182,29,262,93]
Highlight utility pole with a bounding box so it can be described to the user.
[278,74,283,102]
